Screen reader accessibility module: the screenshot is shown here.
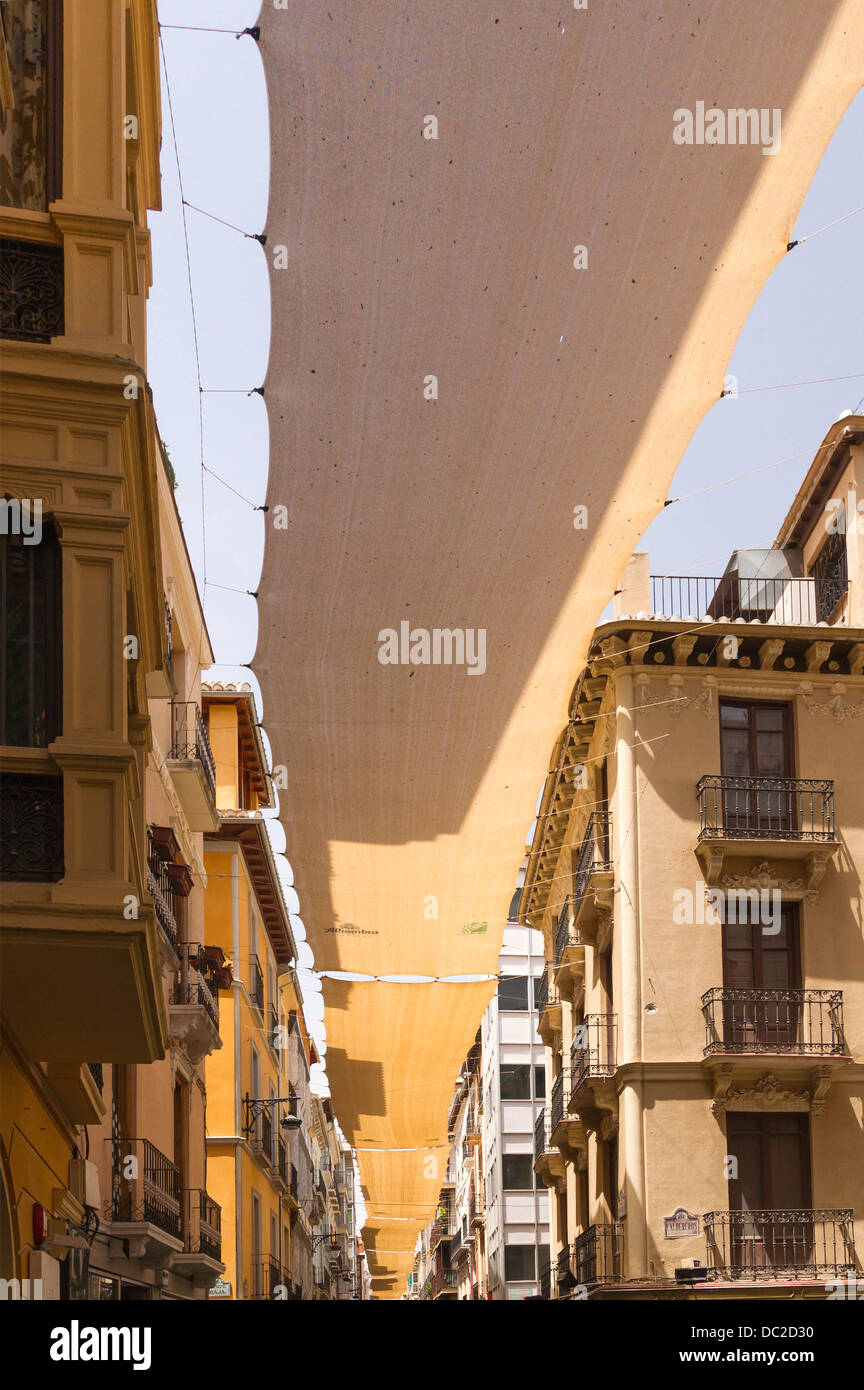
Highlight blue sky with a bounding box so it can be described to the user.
[149,0,864,1078]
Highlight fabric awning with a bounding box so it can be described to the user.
[255,0,864,1295]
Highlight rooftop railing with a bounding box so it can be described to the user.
[649,573,847,626]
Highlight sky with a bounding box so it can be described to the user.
[149,0,864,1088]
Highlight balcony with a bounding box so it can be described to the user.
[553,900,585,993]
[550,1072,586,1155]
[650,572,847,627]
[536,1106,569,1184]
[166,702,219,831]
[569,811,614,945]
[146,595,176,699]
[695,776,838,889]
[106,1139,183,1264]
[251,1108,274,1171]
[537,962,563,1044]
[570,1014,617,1113]
[703,1209,855,1282]
[570,1223,622,1290]
[701,988,848,1109]
[146,844,179,954]
[432,1267,458,1299]
[430,1201,455,1250]
[174,1189,224,1285]
[170,949,221,1064]
[450,1219,474,1264]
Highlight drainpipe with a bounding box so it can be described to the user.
[615,670,647,1277]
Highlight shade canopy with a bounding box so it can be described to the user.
[255,0,864,1294]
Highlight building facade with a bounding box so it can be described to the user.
[201,682,304,1301]
[0,0,228,1299]
[526,418,864,1300]
[409,926,550,1300]
[482,925,550,1300]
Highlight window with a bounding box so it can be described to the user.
[1,519,61,746]
[499,1065,531,1100]
[533,1065,545,1100]
[497,976,528,1011]
[504,1244,536,1282]
[502,1154,534,1190]
[809,529,847,623]
[0,0,63,209]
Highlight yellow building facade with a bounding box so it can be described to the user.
[0,0,228,1299]
[202,684,307,1301]
[527,419,864,1300]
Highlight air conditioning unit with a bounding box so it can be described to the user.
[68,1159,100,1210]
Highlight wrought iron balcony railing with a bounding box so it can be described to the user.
[649,572,847,626]
[432,1268,458,1296]
[702,988,845,1056]
[164,596,174,678]
[534,1109,554,1163]
[146,836,179,948]
[703,1209,855,1280]
[573,811,613,901]
[554,900,576,967]
[108,1138,181,1239]
[571,1222,622,1287]
[170,701,216,801]
[571,1014,617,1093]
[550,1071,570,1130]
[173,976,219,1030]
[697,776,835,843]
[183,1188,222,1262]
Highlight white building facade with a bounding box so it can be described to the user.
[481,924,550,1299]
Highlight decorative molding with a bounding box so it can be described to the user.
[711,1068,839,1115]
[720,860,820,905]
[635,672,715,718]
[800,683,864,723]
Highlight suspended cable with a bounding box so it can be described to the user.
[720,370,864,398]
[205,581,259,598]
[202,462,266,510]
[787,200,864,251]
[158,31,206,589]
[160,24,260,40]
[182,198,266,244]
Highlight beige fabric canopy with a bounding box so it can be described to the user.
[255,0,864,1294]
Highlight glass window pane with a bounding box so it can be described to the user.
[499,1065,531,1100]
[502,1154,534,1190]
[504,1245,536,1282]
[497,976,528,1011]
